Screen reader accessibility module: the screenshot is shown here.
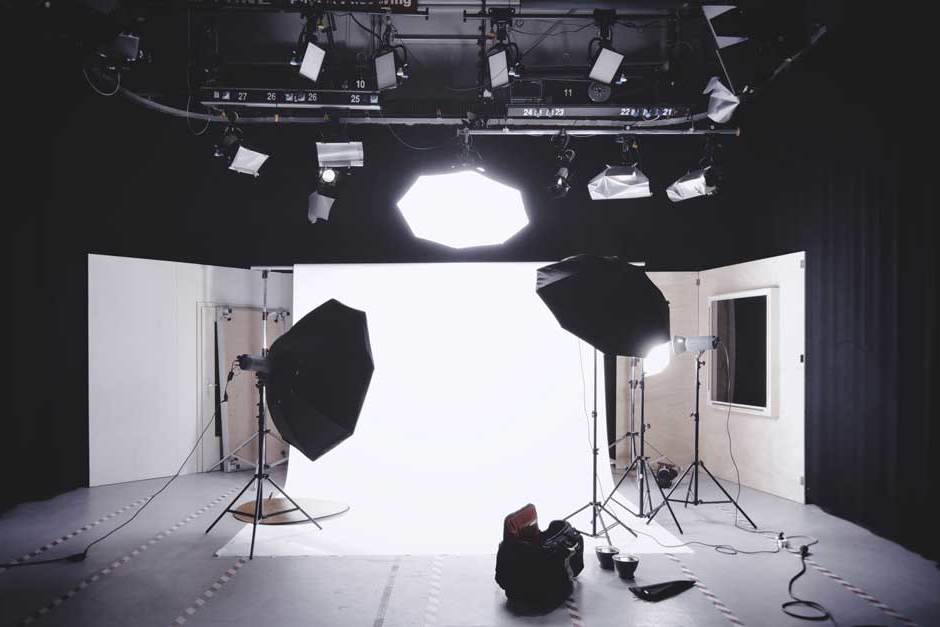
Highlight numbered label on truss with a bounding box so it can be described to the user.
[201,88,382,111]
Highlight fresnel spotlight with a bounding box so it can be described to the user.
[214,125,269,177]
[548,131,576,199]
[308,141,364,223]
[587,136,652,200]
[396,132,528,249]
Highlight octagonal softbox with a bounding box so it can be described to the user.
[536,255,670,357]
[265,299,374,462]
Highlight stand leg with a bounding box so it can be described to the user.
[593,506,613,545]
[598,504,637,538]
[265,476,323,530]
[683,463,696,507]
[648,460,683,534]
[699,462,757,529]
[563,502,593,523]
[249,480,262,559]
[602,454,639,511]
[646,462,694,529]
[205,473,256,534]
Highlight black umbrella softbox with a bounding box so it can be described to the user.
[266,298,375,463]
[536,255,669,357]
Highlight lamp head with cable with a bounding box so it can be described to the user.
[672,335,719,354]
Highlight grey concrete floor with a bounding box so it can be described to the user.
[1,467,938,627]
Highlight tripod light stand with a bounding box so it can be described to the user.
[561,349,638,542]
[204,363,323,559]
[205,296,375,559]
[536,255,671,544]
[647,337,756,531]
[604,357,682,532]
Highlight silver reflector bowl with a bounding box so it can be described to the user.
[587,165,652,200]
[666,168,717,202]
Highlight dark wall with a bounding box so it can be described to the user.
[5,8,938,563]
[727,13,939,560]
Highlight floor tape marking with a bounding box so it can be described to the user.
[167,558,247,626]
[806,558,919,627]
[666,553,745,626]
[18,487,239,626]
[1,498,148,574]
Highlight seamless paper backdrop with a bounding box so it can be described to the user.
[218,262,687,556]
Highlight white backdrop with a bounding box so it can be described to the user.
[219,262,686,556]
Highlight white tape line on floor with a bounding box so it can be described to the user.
[19,487,239,626]
[0,497,148,574]
[422,555,445,627]
[806,558,920,627]
[666,553,745,627]
[168,558,247,626]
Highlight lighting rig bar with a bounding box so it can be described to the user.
[123,0,427,15]
[506,104,690,121]
[201,87,382,111]
[461,10,672,22]
[461,128,740,137]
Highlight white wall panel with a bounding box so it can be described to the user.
[88,254,291,486]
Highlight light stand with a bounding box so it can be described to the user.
[563,349,637,543]
[603,358,682,532]
[647,351,756,531]
[205,371,323,559]
[204,269,323,559]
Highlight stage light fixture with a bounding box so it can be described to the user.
[667,138,722,202]
[308,165,348,223]
[673,335,719,354]
[214,126,268,177]
[666,168,718,202]
[548,131,575,199]
[397,168,528,249]
[587,136,652,200]
[375,50,398,90]
[488,48,511,88]
[374,47,408,90]
[319,167,337,184]
[299,41,327,81]
[589,47,624,85]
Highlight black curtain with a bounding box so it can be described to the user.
[730,11,939,560]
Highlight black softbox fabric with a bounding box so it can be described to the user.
[536,254,670,357]
[266,299,374,463]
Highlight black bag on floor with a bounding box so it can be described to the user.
[495,504,584,612]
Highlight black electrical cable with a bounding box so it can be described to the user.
[344,12,383,48]
[782,546,838,624]
[0,363,240,569]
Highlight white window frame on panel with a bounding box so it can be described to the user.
[707,286,779,418]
